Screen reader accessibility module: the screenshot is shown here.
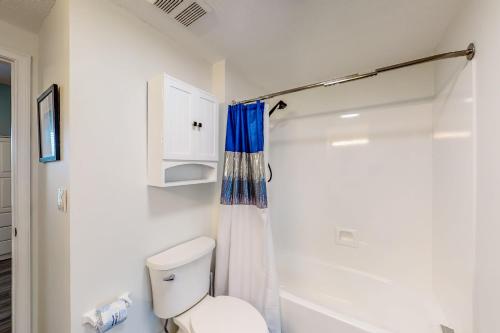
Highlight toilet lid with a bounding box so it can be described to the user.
[190,296,269,333]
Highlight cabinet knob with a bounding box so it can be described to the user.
[198,123,202,128]
[193,121,198,127]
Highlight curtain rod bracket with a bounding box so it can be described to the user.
[466,43,476,60]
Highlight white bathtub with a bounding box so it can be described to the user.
[278,254,446,333]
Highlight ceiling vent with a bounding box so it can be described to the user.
[153,0,184,14]
[147,0,212,27]
[175,2,207,26]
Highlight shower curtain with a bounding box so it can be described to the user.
[215,101,281,333]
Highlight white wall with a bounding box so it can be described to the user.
[432,58,475,332]
[436,0,500,332]
[67,1,228,332]
[268,65,435,292]
[37,1,71,333]
[0,20,38,57]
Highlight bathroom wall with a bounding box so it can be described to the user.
[66,1,248,332]
[36,0,71,332]
[268,64,435,293]
[0,83,10,136]
[0,19,38,57]
[435,0,500,332]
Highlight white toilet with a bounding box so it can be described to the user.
[147,237,269,333]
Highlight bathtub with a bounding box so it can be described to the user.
[278,254,445,333]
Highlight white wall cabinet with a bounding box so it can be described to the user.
[148,74,218,187]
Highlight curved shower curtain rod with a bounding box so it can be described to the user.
[233,43,476,105]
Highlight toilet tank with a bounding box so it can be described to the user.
[147,237,215,319]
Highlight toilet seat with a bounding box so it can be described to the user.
[191,296,268,333]
[174,296,268,333]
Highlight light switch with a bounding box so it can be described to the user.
[57,188,67,212]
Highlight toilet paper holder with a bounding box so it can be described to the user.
[82,292,132,331]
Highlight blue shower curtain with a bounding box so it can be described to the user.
[220,102,267,208]
[216,101,281,333]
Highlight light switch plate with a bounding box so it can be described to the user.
[57,188,67,212]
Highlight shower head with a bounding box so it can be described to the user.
[277,100,287,109]
[269,100,287,117]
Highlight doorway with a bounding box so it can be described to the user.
[0,60,11,333]
[0,48,31,333]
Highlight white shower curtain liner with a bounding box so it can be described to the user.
[215,105,281,333]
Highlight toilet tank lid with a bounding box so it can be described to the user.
[147,237,215,271]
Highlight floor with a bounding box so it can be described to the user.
[0,258,11,333]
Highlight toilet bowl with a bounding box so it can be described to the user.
[174,295,268,333]
[146,237,269,333]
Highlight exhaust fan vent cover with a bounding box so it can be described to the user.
[153,0,184,14]
[175,2,207,26]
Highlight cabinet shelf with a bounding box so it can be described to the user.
[161,161,217,187]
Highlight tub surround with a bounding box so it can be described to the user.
[270,66,434,294]
[432,59,475,332]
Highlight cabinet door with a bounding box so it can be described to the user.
[0,139,10,214]
[0,139,10,177]
[193,91,218,161]
[0,178,11,213]
[163,77,196,160]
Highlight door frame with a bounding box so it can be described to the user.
[0,47,32,333]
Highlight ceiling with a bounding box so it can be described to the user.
[0,62,10,85]
[0,0,55,32]
[116,0,466,92]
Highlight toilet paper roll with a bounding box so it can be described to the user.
[96,299,128,333]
